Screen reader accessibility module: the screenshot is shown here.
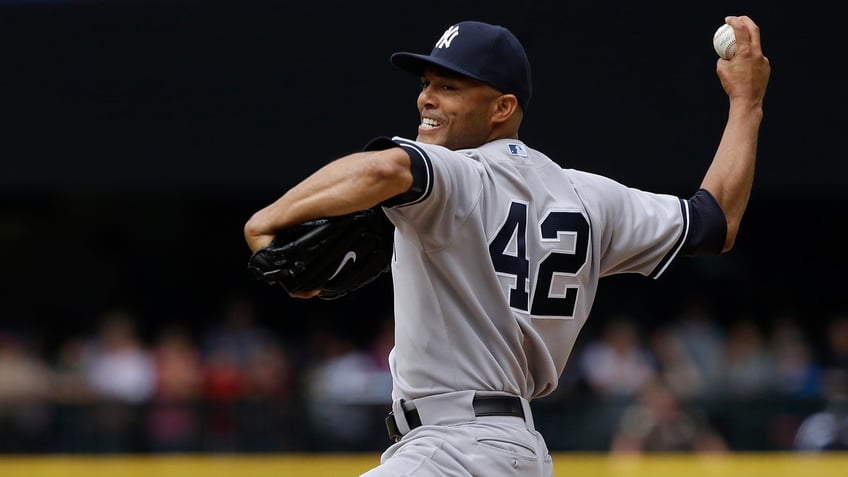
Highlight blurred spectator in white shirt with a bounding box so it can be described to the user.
[78,309,155,452]
[577,315,656,398]
[82,310,155,403]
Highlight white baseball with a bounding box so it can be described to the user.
[713,23,736,59]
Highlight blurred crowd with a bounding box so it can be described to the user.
[0,294,846,454]
[557,300,848,453]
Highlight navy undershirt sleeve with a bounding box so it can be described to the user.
[682,188,727,256]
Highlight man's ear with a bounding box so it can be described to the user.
[491,94,519,124]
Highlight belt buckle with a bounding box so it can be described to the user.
[385,412,402,442]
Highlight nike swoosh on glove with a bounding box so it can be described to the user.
[247,207,395,300]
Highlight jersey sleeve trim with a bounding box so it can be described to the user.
[681,188,727,256]
[648,199,690,279]
[364,137,433,208]
[647,189,727,278]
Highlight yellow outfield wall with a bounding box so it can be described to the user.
[0,452,845,477]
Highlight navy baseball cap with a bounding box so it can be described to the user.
[391,21,532,111]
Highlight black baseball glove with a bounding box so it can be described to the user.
[247,207,395,300]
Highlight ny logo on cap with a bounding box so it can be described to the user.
[435,25,460,49]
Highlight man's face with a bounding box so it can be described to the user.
[415,66,502,150]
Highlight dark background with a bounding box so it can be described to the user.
[0,0,844,348]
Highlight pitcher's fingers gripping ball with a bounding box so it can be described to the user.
[713,22,736,59]
[247,207,395,300]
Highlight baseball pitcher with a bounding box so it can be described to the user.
[245,17,770,477]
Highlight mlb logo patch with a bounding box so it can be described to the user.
[508,143,528,157]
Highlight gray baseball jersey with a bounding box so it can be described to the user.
[378,136,688,403]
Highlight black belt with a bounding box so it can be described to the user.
[385,395,525,442]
